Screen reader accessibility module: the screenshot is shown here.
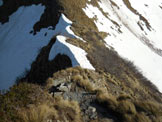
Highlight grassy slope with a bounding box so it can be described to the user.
[1,67,162,122]
[0,82,81,122]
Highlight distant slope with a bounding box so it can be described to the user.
[82,0,162,92]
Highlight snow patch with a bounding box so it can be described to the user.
[49,35,95,70]
[54,14,85,42]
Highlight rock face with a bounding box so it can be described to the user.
[0,0,162,122]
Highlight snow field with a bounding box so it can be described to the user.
[83,0,162,92]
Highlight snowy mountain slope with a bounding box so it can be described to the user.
[1,0,162,122]
[0,4,93,90]
[0,0,162,94]
[83,0,162,92]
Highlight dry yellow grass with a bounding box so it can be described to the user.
[117,93,132,101]
[134,101,162,116]
[19,103,58,122]
[53,96,82,122]
[71,75,95,92]
[117,100,136,115]
[18,97,82,122]
[96,89,118,110]
[134,113,151,122]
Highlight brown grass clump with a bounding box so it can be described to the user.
[71,75,95,92]
[19,103,58,122]
[117,100,136,115]
[117,93,132,101]
[77,79,95,92]
[134,113,152,122]
[18,96,82,122]
[96,89,118,110]
[134,101,162,117]
[53,96,82,122]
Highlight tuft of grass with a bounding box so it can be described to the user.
[134,113,151,122]
[134,101,162,116]
[117,93,132,101]
[96,89,118,110]
[53,96,82,122]
[71,75,95,92]
[19,103,58,122]
[117,100,136,115]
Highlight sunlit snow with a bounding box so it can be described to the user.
[49,35,95,70]
[127,0,162,50]
[83,0,162,92]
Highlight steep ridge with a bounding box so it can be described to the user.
[0,0,162,122]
